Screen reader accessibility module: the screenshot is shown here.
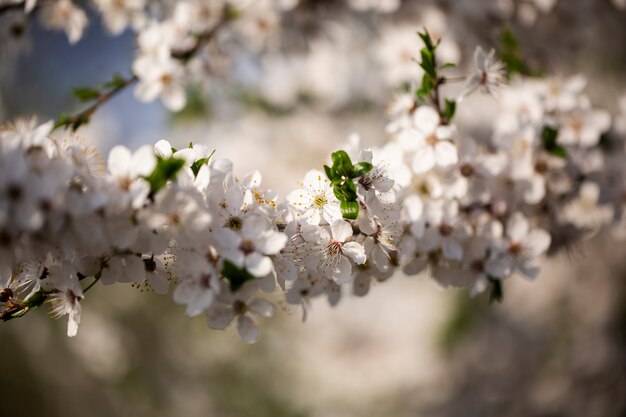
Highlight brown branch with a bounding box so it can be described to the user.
[0,1,25,15]
[54,75,138,131]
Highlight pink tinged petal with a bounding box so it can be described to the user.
[207,304,235,330]
[507,212,529,242]
[330,220,353,242]
[342,242,366,264]
[412,145,436,174]
[248,298,274,318]
[245,253,273,277]
[237,315,260,344]
[434,141,458,167]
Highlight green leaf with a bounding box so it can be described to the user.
[444,99,457,122]
[352,162,373,178]
[73,87,101,102]
[416,74,433,99]
[103,73,128,90]
[498,27,541,78]
[439,62,456,70]
[53,114,70,130]
[417,29,434,51]
[331,150,354,178]
[541,125,567,159]
[143,156,185,195]
[222,259,255,292]
[419,49,436,77]
[324,164,336,181]
[333,182,357,202]
[191,157,209,177]
[340,201,359,220]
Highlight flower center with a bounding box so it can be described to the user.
[160,73,173,86]
[200,273,212,289]
[233,300,248,315]
[508,242,522,255]
[326,240,343,257]
[239,239,256,255]
[570,118,583,134]
[313,194,327,209]
[167,212,181,225]
[534,160,549,174]
[225,216,243,231]
[118,176,133,191]
[460,163,474,177]
[426,133,439,146]
[439,223,453,236]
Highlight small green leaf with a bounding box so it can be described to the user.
[444,99,457,122]
[340,201,359,220]
[419,49,436,77]
[439,62,456,70]
[418,29,434,51]
[333,182,355,202]
[541,125,567,159]
[222,259,255,292]
[331,150,354,178]
[324,164,336,181]
[191,157,209,177]
[53,114,70,130]
[73,87,101,102]
[352,162,373,178]
[103,73,127,90]
[143,156,185,195]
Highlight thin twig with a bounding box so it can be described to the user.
[0,1,24,15]
[55,75,138,131]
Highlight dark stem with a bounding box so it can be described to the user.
[56,75,138,131]
[0,1,25,15]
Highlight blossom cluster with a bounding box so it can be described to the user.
[1,0,626,343]
[2,59,625,342]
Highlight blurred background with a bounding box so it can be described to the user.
[1,0,626,416]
